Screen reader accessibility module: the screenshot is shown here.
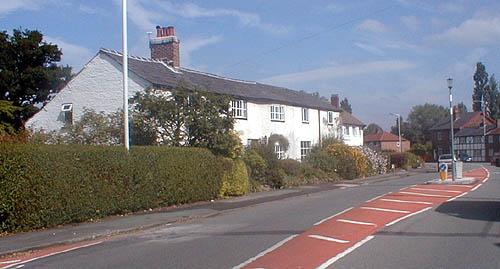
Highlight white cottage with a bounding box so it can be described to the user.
[27,26,364,159]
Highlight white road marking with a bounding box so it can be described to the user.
[380,198,432,205]
[3,241,103,269]
[399,191,452,198]
[483,168,490,182]
[446,192,469,202]
[316,235,374,269]
[337,219,377,226]
[446,184,473,188]
[232,235,298,269]
[385,207,432,227]
[409,187,461,193]
[15,265,24,269]
[314,207,354,226]
[308,235,349,244]
[360,207,410,214]
[365,193,387,203]
[0,261,21,265]
[470,183,482,192]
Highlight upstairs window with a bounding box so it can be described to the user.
[231,100,247,119]
[327,111,334,125]
[61,103,73,125]
[346,126,351,135]
[302,108,309,123]
[353,126,359,136]
[271,105,285,122]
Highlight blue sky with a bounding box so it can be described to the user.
[2,0,500,129]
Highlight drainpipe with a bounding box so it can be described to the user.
[318,109,322,146]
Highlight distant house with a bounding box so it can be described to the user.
[429,111,496,161]
[339,111,365,147]
[485,121,500,162]
[27,25,365,160]
[364,131,410,152]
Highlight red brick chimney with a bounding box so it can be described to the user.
[150,25,180,68]
[331,94,340,109]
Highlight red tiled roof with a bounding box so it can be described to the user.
[487,127,500,135]
[364,131,408,142]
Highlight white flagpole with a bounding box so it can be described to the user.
[122,0,130,151]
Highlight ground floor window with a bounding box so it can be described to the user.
[300,141,312,160]
[274,144,285,159]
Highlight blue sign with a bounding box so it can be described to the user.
[439,163,447,172]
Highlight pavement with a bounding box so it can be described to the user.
[0,165,432,258]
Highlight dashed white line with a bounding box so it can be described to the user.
[314,207,354,226]
[399,191,452,198]
[337,219,377,226]
[232,235,298,269]
[385,207,432,227]
[360,207,410,214]
[308,235,349,244]
[409,187,461,193]
[316,236,374,269]
[380,198,433,205]
[470,183,482,192]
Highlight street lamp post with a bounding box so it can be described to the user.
[390,113,402,153]
[122,0,130,151]
[447,77,456,181]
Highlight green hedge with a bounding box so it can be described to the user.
[0,144,230,232]
[219,159,249,197]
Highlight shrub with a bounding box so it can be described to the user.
[219,159,250,197]
[410,143,433,161]
[359,146,388,175]
[242,149,268,182]
[0,144,229,232]
[278,159,337,187]
[390,152,422,169]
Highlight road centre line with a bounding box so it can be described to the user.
[316,236,374,269]
[446,192,469,202]
[470,183,482,192]
[360,207,410,214]
[232,235,298,269]
[366,193,387,203]
[385,207,432,227]
[380,198,433,205]
[337,219,377,226]
[308,235,349,244]
[3,241,103,269]
[399,191,452,198]
[314,207,354,226]
[409,187,462,193]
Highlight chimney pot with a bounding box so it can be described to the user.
[167,26,175,36]
[150,25,180,68]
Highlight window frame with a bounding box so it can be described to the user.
[327,111,334,125]
[300,141,312,160]
[274,144,285,159]
[231,99,248,120]
[270,105,285,122]
[60,103,73,126]
[301,108,309,123]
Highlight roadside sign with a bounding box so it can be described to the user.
[439,163,447,172]
[396,142,400,147]
[439,163,448,181]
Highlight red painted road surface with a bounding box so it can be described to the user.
[236,167,489,269]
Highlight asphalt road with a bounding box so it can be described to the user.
[19,163,500,269]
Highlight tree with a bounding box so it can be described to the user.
[391,103,448,144]
[457,102,468,115]
[364,123,383,135]
[340,97,352,113]
[472,62,489,112]
[0,100,20,135]
[0,29,71,130]
[131,85,241,158]
[486,74,499,118]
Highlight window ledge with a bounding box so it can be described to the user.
[271,119,285,122]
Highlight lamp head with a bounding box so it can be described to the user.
[447,77,453,89]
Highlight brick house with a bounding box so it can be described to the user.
[430,112,496,161]
[27,25,365,160]
[364,131,410,152]
[485,121,500,162]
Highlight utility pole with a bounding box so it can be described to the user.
[390,113,402,153]
[447,77,455,181]
[122,0,130,151]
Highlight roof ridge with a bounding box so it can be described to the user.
[180,67,257,85]
[99,48,181,74]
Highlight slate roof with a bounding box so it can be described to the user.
[340,111,365,126]
[101,49,341,111]
[364,131,408,142]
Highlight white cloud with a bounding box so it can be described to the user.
[44,36,94,72]
[0,0,42,17]
[357,19,387,33]
[354,42,384,55]
[124,0,164,31]
[429,16,500,46]
[181,35,222,68]
[261,60,415,85]
[401,16,419,31]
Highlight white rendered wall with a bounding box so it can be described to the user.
[26,53,150,131]
[234,103,340,160]
[342,125,364,146]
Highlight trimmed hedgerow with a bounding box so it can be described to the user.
[0,144,228,232]
[219,159,250,197]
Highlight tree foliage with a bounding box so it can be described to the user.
[340,97,352,113]
[472,62,489,112]
[0,29,72,131]
[364,123,383,135]
[391,103,448,144]
[131,85,242,158]
[487,74,499,118]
